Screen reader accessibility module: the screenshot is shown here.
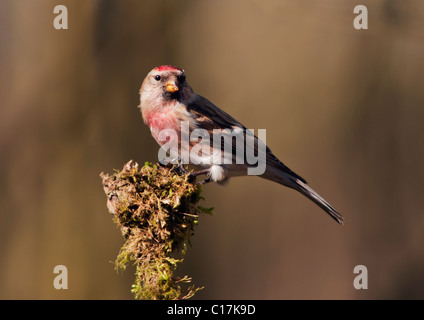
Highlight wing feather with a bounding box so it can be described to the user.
[186,95,306,183]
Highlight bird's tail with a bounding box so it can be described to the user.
[294,179,344,225]
[263,168,344,225]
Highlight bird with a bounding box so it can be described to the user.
[138,65,344,225]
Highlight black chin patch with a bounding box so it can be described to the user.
[164,91,181,101]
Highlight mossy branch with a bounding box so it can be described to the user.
[100,160,213,300]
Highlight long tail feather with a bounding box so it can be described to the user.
[294,179,344,225]
[263,166,344,224]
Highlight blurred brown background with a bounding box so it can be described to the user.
[1,0,423,299]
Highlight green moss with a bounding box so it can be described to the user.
[100,160,213,300]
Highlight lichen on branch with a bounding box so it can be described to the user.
[100,160,213,300]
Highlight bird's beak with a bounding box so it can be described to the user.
[166,81,179,93]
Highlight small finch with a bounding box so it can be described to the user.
[138,65,344,225]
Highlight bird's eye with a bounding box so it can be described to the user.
[154,75,161,81]
[178,74,186,83]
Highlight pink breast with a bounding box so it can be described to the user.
[144,111,180,145]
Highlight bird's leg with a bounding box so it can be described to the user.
[190,169,210,177]
[163,157,189,175]
[163,159,212,184]
[190,169,212,185]
[175,162,190,175]
[197,176,212,185]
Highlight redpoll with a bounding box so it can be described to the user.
[138,65,344,225]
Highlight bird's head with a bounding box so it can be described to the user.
[139,65,194,108]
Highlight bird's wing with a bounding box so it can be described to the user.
[186,94,307,183]
[186,95,244,130]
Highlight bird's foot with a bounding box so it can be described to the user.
[160,160,212,185]
[196,177,212,185]
[159,157,190,175]
[190,169,211,185]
